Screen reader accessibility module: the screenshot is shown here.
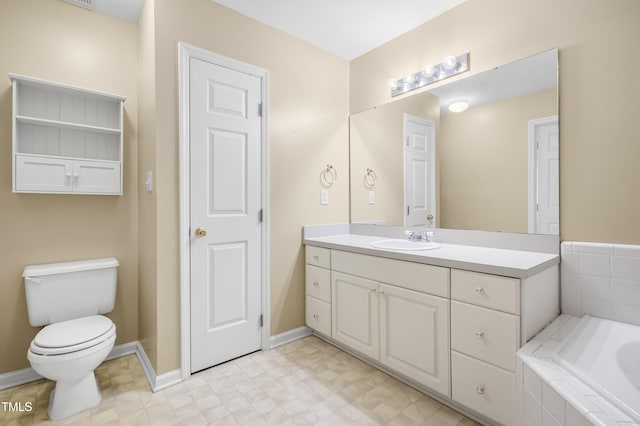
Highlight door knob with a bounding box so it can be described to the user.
[427,214,434,221]
[194,227,207,238]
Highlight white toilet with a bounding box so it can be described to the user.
[23,257,119,420]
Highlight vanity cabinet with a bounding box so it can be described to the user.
[304,238,558,426]
[330,250,450,396]
[450,269,520,425]
[10,74,125,195]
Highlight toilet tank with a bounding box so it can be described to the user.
[23,258,119,326]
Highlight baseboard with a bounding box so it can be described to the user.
[269,326,312,349]
[133,341,181,392]
[0,340,182,393]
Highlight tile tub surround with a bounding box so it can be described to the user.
[516,315,638,426]
[561,242,640,325]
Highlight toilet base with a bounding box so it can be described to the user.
[48,372,102,420]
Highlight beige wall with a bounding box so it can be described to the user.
[350,92,440,225]
[350,0,640,244]
[137,0,159,372]
[439,89,556,232]
[0,0,139,374]
[141,0,350,373]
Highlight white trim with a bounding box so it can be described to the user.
[0,366,42,390]
[269,326,313,349]
[134,341,181,392]
[178,42,270,381]
[528,115,559,233]
[0,341,179,392]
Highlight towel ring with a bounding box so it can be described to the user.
[363,168,377,189]
[320,164,337,187]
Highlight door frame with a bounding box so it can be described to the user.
[403,113,436,227]
[178,42,270,380]
[527,115,558,233]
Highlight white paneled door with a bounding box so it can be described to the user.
[189,57,263,372]
[404,114,436,227]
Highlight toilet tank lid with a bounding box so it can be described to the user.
[23,257,119,278]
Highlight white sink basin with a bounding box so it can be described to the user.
[369,239,440,251]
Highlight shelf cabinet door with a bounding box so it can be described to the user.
[332,271,379,360]
[380,283,450,396]
[73,160,121,194]
[15,155,73,193]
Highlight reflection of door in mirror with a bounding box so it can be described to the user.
[528,116,559,235]
[404,114,436,227]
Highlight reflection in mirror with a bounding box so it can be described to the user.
[349,49,559,235]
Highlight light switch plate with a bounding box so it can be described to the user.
[368,191,375,205]
[320,190,329,205]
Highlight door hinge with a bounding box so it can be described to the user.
[258,209,263,223]
[258,102,263,117]
[406,136,410,146]
[259,314,263,327]
[407,206,410,215]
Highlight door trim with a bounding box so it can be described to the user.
[178,42,270,380]
[527,115,558,234]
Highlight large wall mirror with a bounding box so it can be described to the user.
[350,49,559,235]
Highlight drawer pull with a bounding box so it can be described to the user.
[476,385,486,395]
[313,255,319,262]
[313,281,319,287]
[475,287,485,294]
[475,330,485,339]
[313,313,319,320]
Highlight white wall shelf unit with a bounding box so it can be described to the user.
[10,73,126,195]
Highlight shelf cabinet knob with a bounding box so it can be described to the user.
[475,287,485,294]
[475,331,485,338]
[476,385,486,394]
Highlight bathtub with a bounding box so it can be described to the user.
[552,315,640,423]
[517,314,640,425]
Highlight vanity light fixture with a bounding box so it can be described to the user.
[448,100,469,113]
[389,53,470,97]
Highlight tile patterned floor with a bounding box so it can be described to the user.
[0,336,481,425]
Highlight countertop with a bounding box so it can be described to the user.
[304,234,559,279]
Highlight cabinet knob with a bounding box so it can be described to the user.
[475,331,485,339]
[313,281,319,287]
[313,255,319,262]
[313,313,319,320]
[475,287,485,294]
[476,385,486,395]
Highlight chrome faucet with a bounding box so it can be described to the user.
[404,230,432,242]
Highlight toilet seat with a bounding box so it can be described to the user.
[30,315,115,356]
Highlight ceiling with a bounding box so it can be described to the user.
[210,0,467,60]
[69,0,467,60]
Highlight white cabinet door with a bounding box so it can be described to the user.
[332,271,379,360]
[15,155,73,193]
[73,160,121,194]
[380,283,450,396]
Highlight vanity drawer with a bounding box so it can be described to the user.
[451,301,519,371]
[331,250,449,298]
[306,246,331,269]
[306,296,331,336]
[305,265,331,303]
[451,269,519,314]
[451,351,515,426]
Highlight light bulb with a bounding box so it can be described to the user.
[422,65,435,78]
[405,74,415,84]
[442,55,458,70]
[387,78,399,90]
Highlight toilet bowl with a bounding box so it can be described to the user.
[23,258,119,420]
[28,315,116,419]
